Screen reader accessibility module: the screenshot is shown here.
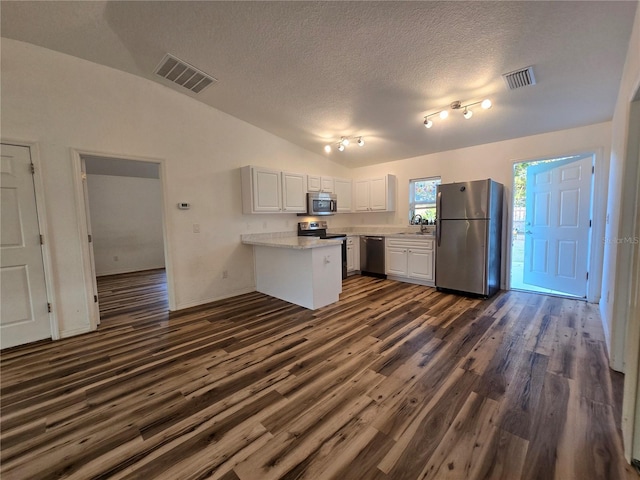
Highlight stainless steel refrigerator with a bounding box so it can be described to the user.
[435,179,503,297]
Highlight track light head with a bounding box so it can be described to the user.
[422,98,492,129]
[324,135,364,153]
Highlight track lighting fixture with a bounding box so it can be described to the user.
[323,135,366,153]
[423,99,492,129]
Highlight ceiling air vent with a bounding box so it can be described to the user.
[502,66,536,90]
[154,54,217,94]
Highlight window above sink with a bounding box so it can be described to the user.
[409,176,441,224]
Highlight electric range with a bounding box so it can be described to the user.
[297,221,347,279]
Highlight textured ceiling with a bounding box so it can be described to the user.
[1,1,636,167]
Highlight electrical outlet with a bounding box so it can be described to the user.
[263,221,267,229]
[193,223,200,233]
[222,270,228,279]
[113,255,119,262]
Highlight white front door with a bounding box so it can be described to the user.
[523,155,593,297]
[1,144,50,348]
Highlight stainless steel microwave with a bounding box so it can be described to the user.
[306,192,337,215]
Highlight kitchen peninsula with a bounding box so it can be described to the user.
[241,233,343,309]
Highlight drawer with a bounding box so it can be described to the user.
[387,238,434,250]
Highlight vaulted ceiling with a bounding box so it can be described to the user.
[1,1,636,166]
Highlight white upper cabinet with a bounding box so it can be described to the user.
[354,175,396,212]
[307,175,322,192]
[241,166,306,214]
[307,175,334,193]
[242,167,396,215]
[321,177,334,193]
[334,178,353,213]
[281,172,307,213]
[354,179,370,211]
[250,167,281,212]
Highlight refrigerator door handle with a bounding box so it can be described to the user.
[437,191,442,247]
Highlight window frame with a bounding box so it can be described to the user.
[409,176,441,223]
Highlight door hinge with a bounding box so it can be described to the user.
[94,295,98,303]
[586,272,589,280]
[88,234,92,243]
[40,234,44,245]
[47,303,52,313]
[592,165,594,174]
[589,219,592,227]
[30,163,35,174]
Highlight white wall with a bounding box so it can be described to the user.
[0,37,616,340]
[602,1,640,368]
[0,38,351,337]
[328,123,612,296]
[87,174,165,276]
[330,123,611,228]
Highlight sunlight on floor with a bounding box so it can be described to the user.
[510,236,580,297]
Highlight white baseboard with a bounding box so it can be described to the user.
[175,287,256,311]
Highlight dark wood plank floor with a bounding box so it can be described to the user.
[1,272,637,480]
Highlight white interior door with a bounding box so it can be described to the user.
[1,144,50,348]
[523,155,592,296]
[80,157,100,324]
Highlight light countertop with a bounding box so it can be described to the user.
[241,234,343,250]
[241,225,435,249]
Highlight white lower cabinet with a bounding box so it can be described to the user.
[346,236,359,273]
[386,247,409,276]
[407,248,433,281]
[385,237,435,286]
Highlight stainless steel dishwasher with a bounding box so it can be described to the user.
[360,236,386,278]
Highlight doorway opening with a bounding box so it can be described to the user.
[80,155,170,323]
[510,153,594,298]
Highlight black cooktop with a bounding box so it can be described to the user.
[322,233,347,239]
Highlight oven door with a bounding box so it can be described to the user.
[307,193,337,216]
